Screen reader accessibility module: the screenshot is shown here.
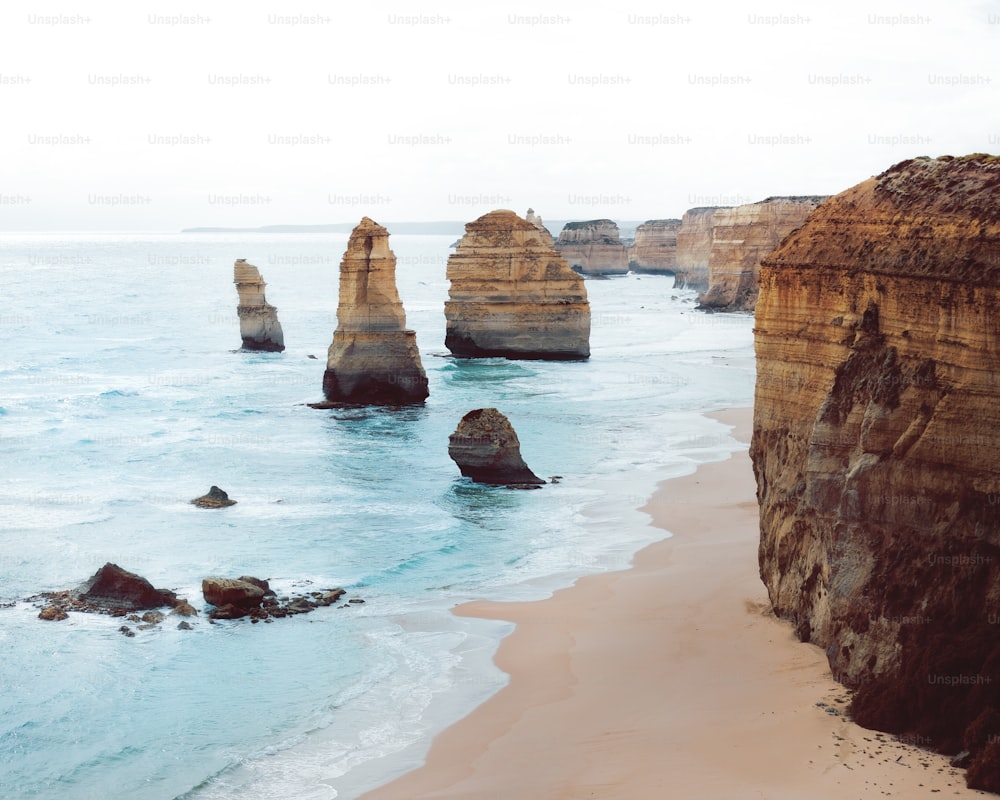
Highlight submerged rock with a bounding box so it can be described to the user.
[318,217,428,405]
[448,408,545,486]
[191,486,236,508]
[234,259,285,352]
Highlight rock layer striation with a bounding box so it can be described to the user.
[673,207,726,289]
[448,408,544,486]
[321,218,428,404]
[628,219,682,274]
[698,197,826,311]
[555,219,629,275]
[751,155,1000,788]
[234,260,285,351]
[445,210,590,360]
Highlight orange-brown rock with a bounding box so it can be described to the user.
[445,210,590,360]
[628,219,682,275]
[673,206,726,289]
[234,260,285,351]
[554,219,629,275]
[697,196,826,311]
[320,218,428,404]
[751,154,1000,789]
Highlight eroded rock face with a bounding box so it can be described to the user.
[234,260,285,352]
[674,207,726,290]
[751,155,1000,783]
[202,577,268,609]
[445,210,590,360]
[697,197,826,311]
[320,218,428,404]
[448,408,544,486]
[628,219,682,274]
[191,486,236,508]
[555,219,629,275]
[76,563,178,610]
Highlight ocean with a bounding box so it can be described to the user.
[0,231,755,799]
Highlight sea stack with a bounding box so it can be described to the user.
[628,219,682,275]
[697,196,826,312]
[751,154,1000,790]
[445,209,590,360]
[320,217,428,404]
[234,260,285,352]
[554,219,629,275]
[673,207,726,290]
[448,408,544,486]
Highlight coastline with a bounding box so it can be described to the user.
[358,406,983,799]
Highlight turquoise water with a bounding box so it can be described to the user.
[0,232,754,799]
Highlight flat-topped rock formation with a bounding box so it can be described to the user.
[673,207,726,290]
[698,197,827,311]
[751,154,1000,791]
[628,219,682,274]
[234,260,285,351]
[448,408,545,486]
[445,210,590,360]
[319,218,428,405]
[554,219,629,275]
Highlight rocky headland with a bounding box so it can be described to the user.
[448,408,545,487]
[673,206,726,290]
[444,210,590,360]
[751,154,1000,790]
[554,219,629,275]
[234,260,285,352]
[318,217,429,405]
[697,196,827,312]
[627,219,682,275]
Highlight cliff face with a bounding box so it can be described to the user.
[320,217,428,404]
[628,219,682,274]
[445,210,590,360]
[697,197,826,311]
[234,260,285,351]
[554,219,629,275]
[674,207,725,290]
[751,155,1000,784]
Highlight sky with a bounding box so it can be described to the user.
[0,0,997,231]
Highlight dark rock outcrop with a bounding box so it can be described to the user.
[751,154,1000,787]
[75,563,178,610]
[444,210,590,360]
[234,259,285,352]
[318,217,429,405]
[202,577,269,609]
[448,408,544,486]
[191,486,236,508]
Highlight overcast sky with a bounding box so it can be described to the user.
[1,0,997,231]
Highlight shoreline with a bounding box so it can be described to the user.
[359,407,983,799]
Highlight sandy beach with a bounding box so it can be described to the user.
[360,407,984,799]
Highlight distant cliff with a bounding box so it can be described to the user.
[751,155,1000,791]
[697,196,826,312]
[628,219,682,275]
[673,207,724,290]
[445,210,590,360]
[555,219,629,275]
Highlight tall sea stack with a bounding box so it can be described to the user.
[234,260,285,351]
[751,155,1000,790]
[554,219,629,275]
[320,217,428,405]
[445,210,590,360]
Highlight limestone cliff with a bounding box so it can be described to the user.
[628,219,682,275]
[697,197,826,311]
[319,217,428,404]
[751,155,1000,788]
[445,210,590,360]
[674,207,725,290]
[234,260,285,351]
[554,219,629,275]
